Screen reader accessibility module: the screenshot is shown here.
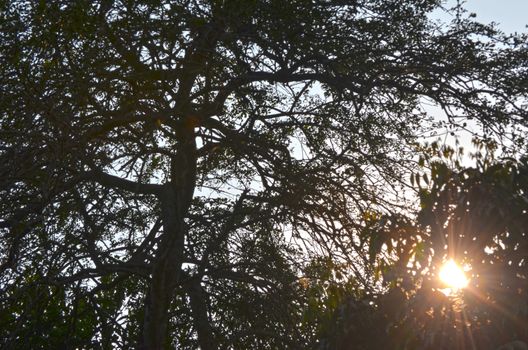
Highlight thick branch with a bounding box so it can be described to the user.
[88,170,162,195]
[184,275,218,350]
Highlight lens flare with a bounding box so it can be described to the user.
[439,260,469,290]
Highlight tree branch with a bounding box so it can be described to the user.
[183,274,218,350]
[88,170,162,195]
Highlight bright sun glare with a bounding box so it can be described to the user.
[439,260,469,291]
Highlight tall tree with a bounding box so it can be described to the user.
[0,0,526,348]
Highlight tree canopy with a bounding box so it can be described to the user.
[0,0,527,348]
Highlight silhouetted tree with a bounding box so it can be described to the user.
[1,0,526,348]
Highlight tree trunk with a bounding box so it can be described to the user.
[139,187,185,349]
[138,15,220,347]
[140,131,197,349]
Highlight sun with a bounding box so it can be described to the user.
[439,259,469,291]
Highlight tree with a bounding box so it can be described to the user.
[408,146,528,349]
[322,145,528,350]
[0,0,526,348]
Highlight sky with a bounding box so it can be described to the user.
[459,0,527,33]
[424,1,527,158]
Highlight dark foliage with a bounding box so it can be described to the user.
[325,149,528,350]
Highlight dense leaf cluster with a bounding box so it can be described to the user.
[326,148,528,349]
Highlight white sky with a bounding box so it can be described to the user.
[465,0,528,33]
